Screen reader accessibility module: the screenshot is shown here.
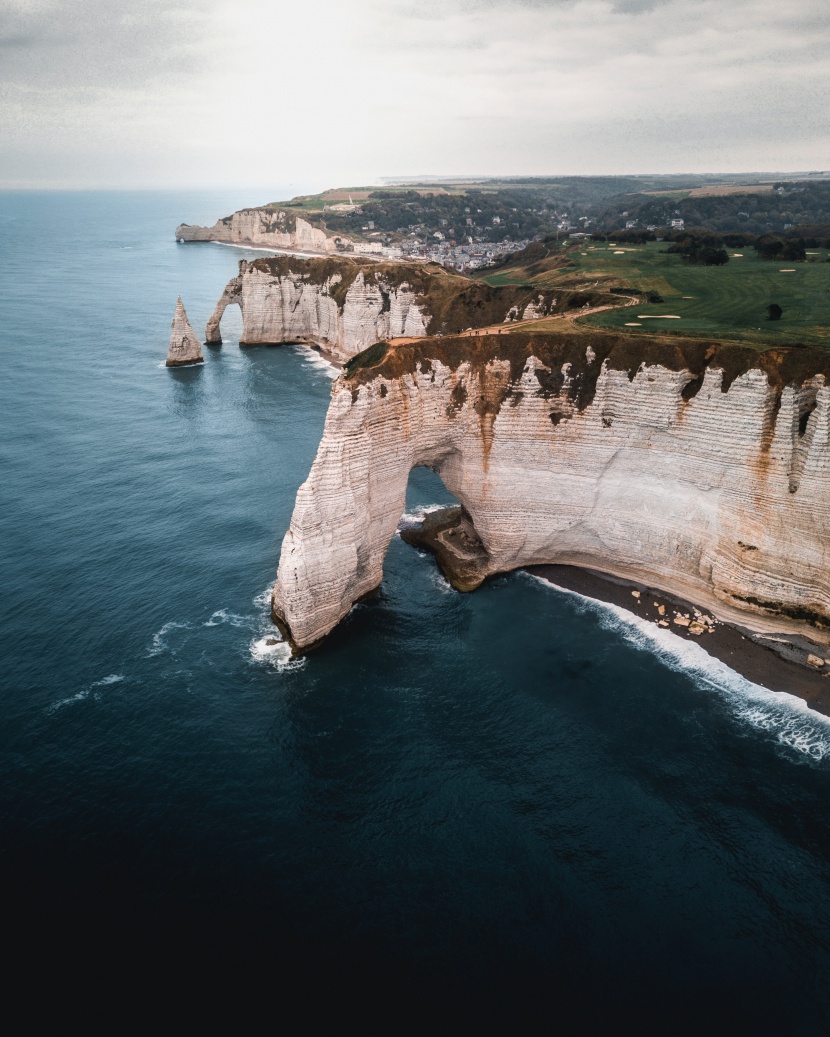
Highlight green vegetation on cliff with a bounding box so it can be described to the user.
[480,241,830,347]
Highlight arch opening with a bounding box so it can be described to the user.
[205,287,242,345]
[398,464,491,593]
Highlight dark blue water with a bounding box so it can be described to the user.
[2,192,830,1028]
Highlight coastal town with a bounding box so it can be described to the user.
[344,233,532,271]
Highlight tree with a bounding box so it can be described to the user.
[667,232,729,265]
[755,235,785,260]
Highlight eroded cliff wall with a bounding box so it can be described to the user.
[272,333,830,651]
[205,256,561,361]
[176,209,341,252]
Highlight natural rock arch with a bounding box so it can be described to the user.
[205,276,242,345]
[271,333,830,653]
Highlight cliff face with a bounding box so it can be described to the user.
[166,297,203,367]
[176,209,340,252]
[206,257,430,359]
[205,255,561,361]
[271,332,830,651]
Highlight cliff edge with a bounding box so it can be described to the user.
[272,331,830,654]
[205,255,581,361]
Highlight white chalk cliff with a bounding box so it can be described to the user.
[206,259,428,360]
[271,333,830,652]
[176,209,342,253]
[166,297,203,367]
[205,256,558,362]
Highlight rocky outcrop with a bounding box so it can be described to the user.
[166,297,203,367]
[176,208,343,253]
[271,332,830,652]
[205,255,561,360]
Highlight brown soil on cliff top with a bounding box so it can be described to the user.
[346,329,830,406]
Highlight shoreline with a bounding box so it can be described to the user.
[306,342,344,370]
[398,510,830,716]
[210,240,391,263]
[526,564,830,717]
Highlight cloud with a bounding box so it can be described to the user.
[0,0,827,187]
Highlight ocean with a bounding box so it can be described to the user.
[2,190,829,1027]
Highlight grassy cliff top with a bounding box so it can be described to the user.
[481,240,830,349]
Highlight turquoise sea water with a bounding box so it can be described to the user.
[2,191,830,1027]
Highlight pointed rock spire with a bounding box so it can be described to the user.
[166,296,204,367]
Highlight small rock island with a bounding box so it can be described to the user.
[166,297,204,367]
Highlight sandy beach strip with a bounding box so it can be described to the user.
[526,563,830,716]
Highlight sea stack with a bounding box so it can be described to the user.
[166,297,204,367]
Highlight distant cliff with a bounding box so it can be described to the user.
[176,208,342,252]
[206,255,568,361]
[272,332,830,652]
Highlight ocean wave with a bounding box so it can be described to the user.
[249,635,305,672]
[203,608,255,629]
[253,583,275,610]
[246,582,305,670]
[524,572,830,763]
[147,620,192,657]
[289,344,339,378]
[428,568,455,595]
[48,673,125,712]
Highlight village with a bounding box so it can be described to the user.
[343,234,532,271]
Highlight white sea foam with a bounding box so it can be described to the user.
[289,344,339,379]
[428,568,455,595]
[253,582,275,610]
[249,635,304,671]
[203,608,254,629]
[245,582,305,670]
[524,572,830,763]
[49,674,125,712]
[147,620,192,656]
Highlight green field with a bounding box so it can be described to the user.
[484,242,830,347]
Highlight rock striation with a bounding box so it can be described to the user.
[272,332,830,653]
[176,208,342,252]
[206,255,560,361]
[166,297,204,367]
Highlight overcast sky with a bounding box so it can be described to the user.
[1,0,828,188]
